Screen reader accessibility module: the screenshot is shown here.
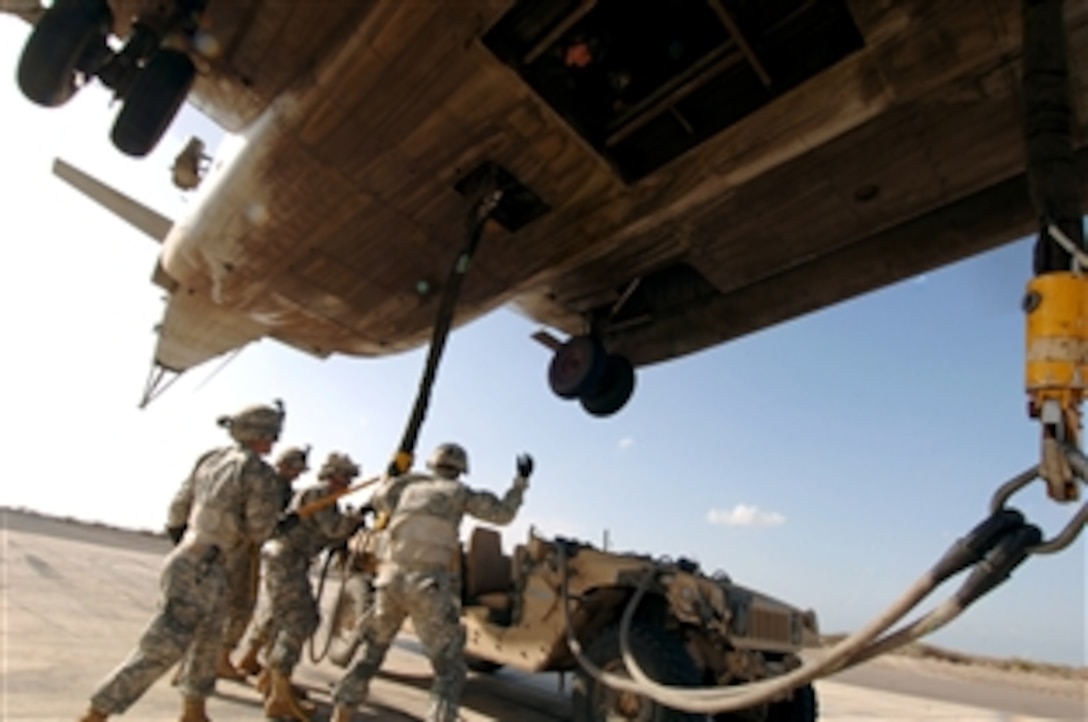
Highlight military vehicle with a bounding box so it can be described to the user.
[325,525,820,721]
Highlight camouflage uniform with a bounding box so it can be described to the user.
[222,545,260,654]
[79,402,286,722]
[237,468,301,654]
[264,480,361,676]
[165,460,261,673]
[332,444,530,722]
[232,447,310,676]
[88,445,282,714]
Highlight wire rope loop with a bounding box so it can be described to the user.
[989,465,1087,555]
[1030,503,1087,555]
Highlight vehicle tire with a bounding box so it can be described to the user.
[111,49,196,157]
[17,0,112,107]
[580,353,636,417]
[466,655,503,674]
[571,623,705,722]
[765,683,817,722]
[548,335,606,399]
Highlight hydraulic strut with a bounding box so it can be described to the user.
[1021,0,1086,502]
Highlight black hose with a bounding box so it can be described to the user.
[389,188,503,475]
[1023,0,1084,273]
[308,547,348,664]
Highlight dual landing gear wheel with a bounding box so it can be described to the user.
[548,335,636,417]
[580,353,635,417]
[549,335,606,399]
[111,49,196,157]
[17,0,113,107]
[15,0,198,157]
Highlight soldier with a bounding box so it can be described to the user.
[77,401,287,722]
[260,452,365,721]
[232,445,312,678]
[330,443,533,722]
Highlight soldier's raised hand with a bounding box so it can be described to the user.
[166,525,187,546]
[275,511,301,535]
[516,454,534,480]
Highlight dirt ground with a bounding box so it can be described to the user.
[814,634,1086,701]
[4,507,1084,720]
[845,652,1085,701]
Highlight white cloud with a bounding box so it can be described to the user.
[707,504,786,528]
[618,437,634,449]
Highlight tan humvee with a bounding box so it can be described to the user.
[327,525,820,721]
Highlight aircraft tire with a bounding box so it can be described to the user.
[111,49,195,157]
[579,354,635,417]
[548,335,606,399]
[17,0,112,107]
[571,622,703,722]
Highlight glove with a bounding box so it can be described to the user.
[275,511,301,536]
[516,453,534,480]
[166,525,186,546]
[329,540,349,561]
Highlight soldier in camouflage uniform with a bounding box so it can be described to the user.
[330,443,533,722]
[233,445,312,678]
[164,445,309,682]
[77,402,287,722]
[260,452,365,721]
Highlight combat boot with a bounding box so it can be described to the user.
[235,640,263,676]
[330,704,355,722]
[263,669,314,722]
[178,696,210,722]
[77,707,108,722]
[216,647,246,681]
[257,667,310,700]
[425,697,459,722]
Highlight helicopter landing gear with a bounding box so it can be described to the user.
[16,0,113,107]
[16,0,206,157]
[547,335,636,417]
[111,48,196,157]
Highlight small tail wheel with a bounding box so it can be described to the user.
[111,48,196,157]
[17,0,113,107]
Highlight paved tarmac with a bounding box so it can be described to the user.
[1,508,1083,721]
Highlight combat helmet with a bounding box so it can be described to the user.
[318,452,360,482]
[427,442,469,476]
[217,400,285,443]
[276,444,311,473]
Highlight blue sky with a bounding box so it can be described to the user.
[0,17,1083,665]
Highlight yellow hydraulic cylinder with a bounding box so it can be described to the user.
[1025,272,1088,405]
[1024,272,1088,500]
